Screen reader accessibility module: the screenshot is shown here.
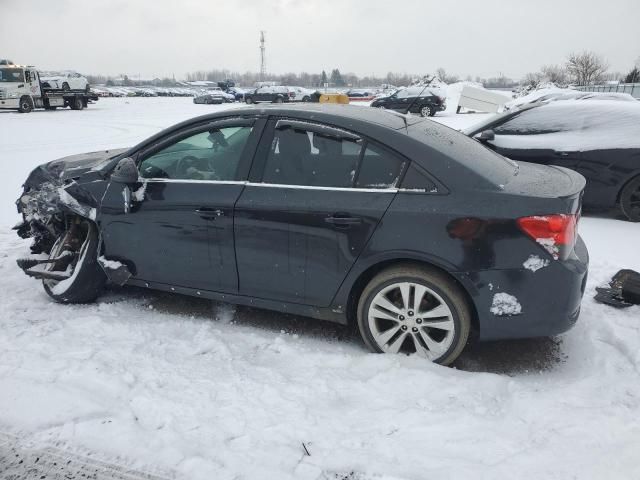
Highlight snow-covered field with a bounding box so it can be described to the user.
[1,98,639,479]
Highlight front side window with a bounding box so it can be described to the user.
[262,126,363,187]
[139,125,252,180]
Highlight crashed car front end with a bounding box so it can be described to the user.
[14,149,127,281]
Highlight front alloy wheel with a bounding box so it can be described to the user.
[420,105,432,117]
[357,265,471,364]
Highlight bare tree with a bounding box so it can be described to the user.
[541,64,569,85]
[566,51,608,85]
[436,67,459,84]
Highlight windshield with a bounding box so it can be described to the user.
[0,68,25,83]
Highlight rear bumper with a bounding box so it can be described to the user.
[457,235,589,341]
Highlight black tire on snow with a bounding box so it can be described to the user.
[620,175,640,222]
[18,96,33,113]
[70,96,84,110]
[356,264,472,365]
[43,221,106,303]
[420,105,432,117]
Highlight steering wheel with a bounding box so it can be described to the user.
[175,156,203,178]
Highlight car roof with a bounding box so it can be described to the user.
[206,104,413,130]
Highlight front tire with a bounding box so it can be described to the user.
[420,105,432,117]
[620,175,640,222]
[43,220,106,303]
[245,97,253,104]
[18,96,33,113]
[357,265,471,365]
[274,96,284,104]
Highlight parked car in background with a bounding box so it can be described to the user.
[193,90,226,104]
[227,86,246,101]
[15,104,588,365]
[371,86,446,116]
[40,71,89,92]
[346,88,376,100]
[465,100,640,221]
[287,86,315,102]
[245,85,292,103]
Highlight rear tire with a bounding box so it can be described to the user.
[620,175,640,222]
[357,264,471,365]
[18,96,33,113]
[420,105,432,117]
[70,96,84,110]
[43,220,106,303]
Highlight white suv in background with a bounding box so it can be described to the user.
[40,71,89,92]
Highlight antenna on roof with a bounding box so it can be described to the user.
[260,31,266,81]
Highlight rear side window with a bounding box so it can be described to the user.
[261,126,363,187]
[355,143,406,188]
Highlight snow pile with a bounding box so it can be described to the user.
[505,85,574,110]
[490,292,523,316]
[523,255,550,272]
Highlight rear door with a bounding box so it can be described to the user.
[234,118,407,306]
[100,118,263,293]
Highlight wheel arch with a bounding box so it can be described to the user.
[616,170,640,203]
[340,255,480,341]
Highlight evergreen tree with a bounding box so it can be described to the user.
[625,66,640,83]
[330,68,345,87]
[321,70,328,86]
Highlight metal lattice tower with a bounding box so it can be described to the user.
[259,31,266,81]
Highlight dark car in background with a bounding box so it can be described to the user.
[193,90,227,104]
[465,100,640,221]
[15,105,588,365]
[245,85,292,104]
[371,86,446,117]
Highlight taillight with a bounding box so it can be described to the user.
[517,214,578,261]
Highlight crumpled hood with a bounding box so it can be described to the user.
[24,148,128,188]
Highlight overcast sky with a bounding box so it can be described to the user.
[2,0,638,80]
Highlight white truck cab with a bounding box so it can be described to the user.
[0,62,96,113]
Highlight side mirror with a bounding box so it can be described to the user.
[478,129,495,142]
[111,157,139,183]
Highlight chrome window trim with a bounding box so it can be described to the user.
[245,182,398,193]
[135,179,398,192]
[138,178,247,185]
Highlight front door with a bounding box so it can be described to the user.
[234,118,407,306]
[100,119,260,293]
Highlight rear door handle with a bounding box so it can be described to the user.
[555,151,579,157]
[325,214,362,227]
[195,207,224,219]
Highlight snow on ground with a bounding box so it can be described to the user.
[1,98,639,479]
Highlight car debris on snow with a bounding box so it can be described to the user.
[595,269,640,308]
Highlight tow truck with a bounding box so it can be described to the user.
[0,61,98,113]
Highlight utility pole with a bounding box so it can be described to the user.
[260,30,266,81]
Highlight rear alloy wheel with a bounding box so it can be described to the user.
[620,175,640,222]
[420,105,432,117]
[18,96,33,113]
[357,265,471,365]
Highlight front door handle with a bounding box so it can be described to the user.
[195,207,224,219]
[325,214,362,227]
